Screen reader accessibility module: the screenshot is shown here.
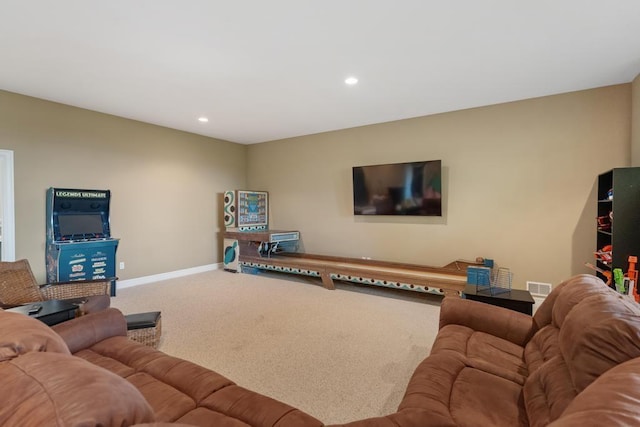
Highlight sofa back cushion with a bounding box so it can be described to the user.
[532,275,607,332]
[558,291,640,393]
[0,309,70,361]
[524,275,608,375]
[524,286,640,427]
[550,275,610,329]
[547,357,640,426]
[0,351,155,426]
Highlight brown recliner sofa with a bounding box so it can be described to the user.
[0,306,323,427]
[2,273,640,426]
[332,274,640,426]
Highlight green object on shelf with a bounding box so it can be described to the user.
[614,268,625,293]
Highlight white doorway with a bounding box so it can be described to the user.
[0,150,15,261]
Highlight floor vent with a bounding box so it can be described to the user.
[526,281,552,297]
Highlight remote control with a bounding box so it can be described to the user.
[27,304,42,314]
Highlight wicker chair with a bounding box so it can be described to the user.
[0,259,112,314]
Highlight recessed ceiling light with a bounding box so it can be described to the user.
[198,117,209,123]
[345,76,358,85]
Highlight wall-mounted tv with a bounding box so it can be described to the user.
[353,160,442,216]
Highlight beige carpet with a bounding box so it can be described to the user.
[110,269,443,425]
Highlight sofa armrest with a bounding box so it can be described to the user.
[439,296,534,346]
[52,307,127,353]
[329,352,467,427]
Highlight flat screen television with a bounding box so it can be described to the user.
[353,160,442,216]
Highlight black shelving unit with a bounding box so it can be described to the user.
[596,168,640,283]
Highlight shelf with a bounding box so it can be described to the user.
[596,168,640,280]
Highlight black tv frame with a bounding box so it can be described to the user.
[352,160,442,217]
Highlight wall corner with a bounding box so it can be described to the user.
[632,73,640,167]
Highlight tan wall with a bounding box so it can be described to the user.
[247,85,631,288]
[632,73,640,166]
[0,90,246,282]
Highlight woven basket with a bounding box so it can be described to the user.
[127,316,162,348]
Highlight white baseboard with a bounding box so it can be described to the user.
[117,263,223,289]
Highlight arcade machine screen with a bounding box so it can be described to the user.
[57,214,106,239]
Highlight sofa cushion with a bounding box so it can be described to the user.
[0,309,70,361]
[524,288,640,427]
[530,275,599,332]
[432,324,527,383]
[547,357,640,426]
[550,275,609,330]
[72,335,323,426]
[431,296,534,384]
[524,324,560,374]
[522,275,608,378]
[559,291,640,393]
[397,352,528,427]
[198,384,323,427]
[449,366,528,427]
[523,355,576,427]
[0,351,155,426]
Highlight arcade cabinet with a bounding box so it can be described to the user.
[45,188,119,296]
[222,190,299,272]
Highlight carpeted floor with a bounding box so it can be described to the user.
[110,269,443,424]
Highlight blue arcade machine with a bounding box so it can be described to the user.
[45,188,119,296]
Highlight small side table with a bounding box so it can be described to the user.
[463,285,535,315]
[125,311,162,348]
[7,299,77,326]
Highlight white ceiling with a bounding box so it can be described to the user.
[1,1,640,145]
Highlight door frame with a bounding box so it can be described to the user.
[0,150,15,261]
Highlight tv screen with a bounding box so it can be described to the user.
[353,160,442,216]
[57,214,106,239]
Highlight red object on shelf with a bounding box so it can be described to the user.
[628,256,639,302]
[597,215,611,231]
[594,245,613,264]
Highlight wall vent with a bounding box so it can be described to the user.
[526,281,552,297]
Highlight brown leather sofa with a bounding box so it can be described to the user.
[331,274,640,426]
[0,306,323,427]
[2,274,640,427]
